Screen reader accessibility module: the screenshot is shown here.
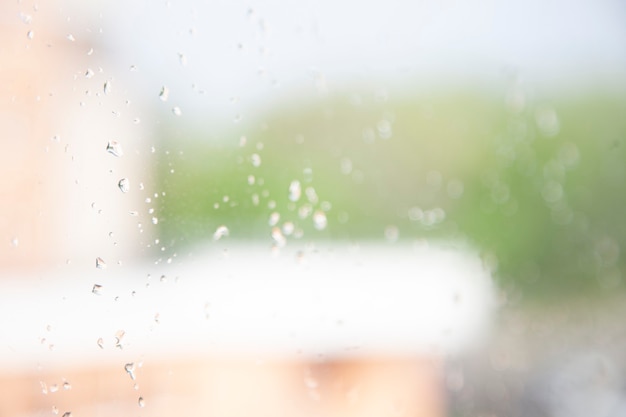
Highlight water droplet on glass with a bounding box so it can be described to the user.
[313,211,327,230]
[49,384,59,393]
[20,13,33,24]
[96,257,106,269]
[384,225,399,242]
[172,106,182,116]
[97,338,104,349]
[125,363,136,380]
[340,157,353,175]
[85,68,94,78]
[491,183,510,204]
[106,140,123,157]
[151,217,158,225]
[66,34,75,42]
[27,30,34,39]
[62,412,72,417]
[289,180,302,202]
[63,381,71,391]
[10,237,19,248]
[304,375,318,389]
[250,153,261,167]
[282,222,295,236]
[92,284,103,295]
[159,86,169,101]
[115,330,125,349]
[271,227,286,247]
[103,80,112,95]
[118,178,130,193]
[40,381,48,394]
[178,52,187,66]
[558,142,580,168]
[298,204,312,219]
[542,181,563,203]
[268,212,280,226]
[52,405,59,415]
[535,105,560,137]
[447,179,464,199]
[138,397,145,407]
[213,225,229,241]
[377,119,392,139]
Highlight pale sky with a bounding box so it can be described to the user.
[65,0,626,124]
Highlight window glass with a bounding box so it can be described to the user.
[1,1,625,416]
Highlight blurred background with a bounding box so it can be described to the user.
[2,0,626,416]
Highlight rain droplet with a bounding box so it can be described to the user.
[85,68,94,78]
[103,80,112,95]
[92,284,103,295]
[271,227,286,247]
[159,86,169,101]
[20,13,33,24]
[289,180,302,202]
[125,363,136,380]
[172,106,182,116]
[49,384,59,393]
[96,257,106,269]
[10,237,19,248]
[447,179,464,199]
[304,375,318,389]
[118,178,130,193]
[152,217,158,225]
[52,405,59,414]
[213,225,229,241]
[27,30,34,39]
[97,338,104,349]
[377,119,392,139]
[340,157,353,175]
[535,105,560,137]
[268,212,280,226]
[115,330,125,349]
[66,34,75,42]
[305,187,318,204]
[178,52,187,66]
[40,381,48,394]
[106,140,123,157]
[62,412,72,417]
[384,225,399,242]
[298,204,312,219]
[250,153,261,167]
[282,222,295,236]
[313,211,327,230]
[541,181,563,203]
[63,381,71,391]
[138,396,145,407]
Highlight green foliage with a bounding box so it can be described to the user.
[156,88,626,299]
